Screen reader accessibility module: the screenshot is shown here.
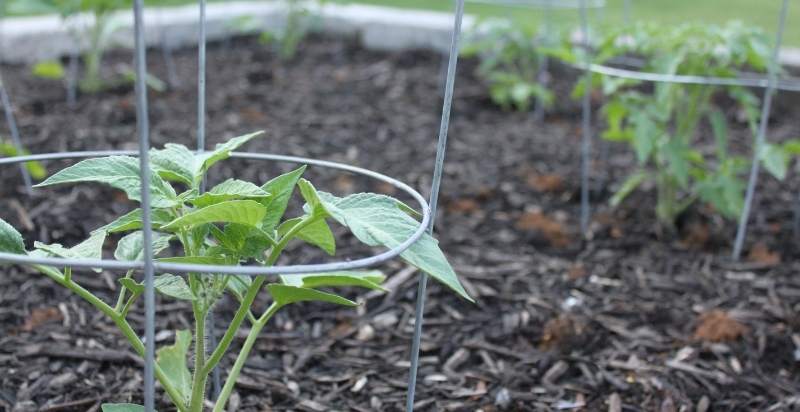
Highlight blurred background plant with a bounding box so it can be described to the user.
[463,19,556,113]
[560,21,800,229]
[0,140,47,180]
[227,0,321,61]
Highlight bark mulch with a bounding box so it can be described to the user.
[1,34,799,411]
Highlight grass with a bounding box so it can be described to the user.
[5,0,798,46]
[330,0,798,47]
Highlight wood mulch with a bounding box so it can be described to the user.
[1,34,799,411]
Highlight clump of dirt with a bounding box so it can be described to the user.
[693,310,749,343]
[515,210,571,247]
[540,313,589,351]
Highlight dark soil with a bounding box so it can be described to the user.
[1,34,800,411]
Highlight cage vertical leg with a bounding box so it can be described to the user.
[67,45,79,107]
[533,0,552,122]
[0,0,31,195]
[194,0,221,399]
[0,73,32,194]
[623,0,631,27]
[578,0,593,236]
[406,0,464,410]
[731,0,788,261]
[131,0,157,410]
[161,30,180,88]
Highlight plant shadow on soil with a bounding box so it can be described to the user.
[0,34,799,411]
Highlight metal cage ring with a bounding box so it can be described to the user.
[0,150,431,277]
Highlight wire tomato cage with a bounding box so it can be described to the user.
[0,0,467,409]
[464,0,795,257]
[570,0,793,260]
[0,0,796,409]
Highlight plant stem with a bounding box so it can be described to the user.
[212,303,280,412]
[34,265,188,411]
[201,214,317,376]
[114,269,135,312]
[81,11,107,93]
[188,304,208,411]
[202,277,266,376]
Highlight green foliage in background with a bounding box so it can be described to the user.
[0,140,47,180]
[463,19,555,112]
[566,21,799,227]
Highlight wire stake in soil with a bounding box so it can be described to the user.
[407,0,465,410]
[732,0,789,261]
[0,70,33,195]
[578,0,593,236]
[131,0,158,409]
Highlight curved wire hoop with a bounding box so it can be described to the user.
[0,150,432,276]
[580,62,800,92]
[466,0,605,9]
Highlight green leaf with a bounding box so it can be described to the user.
[119,277,143,295]
[610,171,648,207]
[101,404,146,412]
[297,178,327,214]
[709,109,729,160]
[277,217,335,255]
[113,231,172,261]
[118,274,195,300]
[226,275,252,301]
[267,284,357,307]
[319,192,473,302]
[759,142,789,180]
[161,200,267,231]
[32,60,65,80]
[190,178,270,208]
[94,208,174,234]
[150,143,196,186]
[280,270,386,291]
[154,274,195,300]
[34,156,178,208]
[34,231,107,272]
[260,165,307,232]
[782,139,800,155]
[0,218,25,255]
[664,139,691,187]
[631,111,656,163]
[156,256,230,265]
[195,131,264,178]
[0,141,47,180]
[156,330,192,407]
[150,132,264,188]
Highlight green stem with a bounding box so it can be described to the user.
[81,12,107,92]
[201,277,266,376]
[201,214,317,377]
[33,265,188,411]
[120,291,141,319]
[212,303,280,412]
[114,269,135,313]
[188,304,208,412]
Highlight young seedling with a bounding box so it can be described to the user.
[19,0,163,92]
[463,19,556,112]
[566,21,799,229]
[0,139,47,180]
[0,132,472,411]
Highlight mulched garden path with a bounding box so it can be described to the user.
[1,34,799,411]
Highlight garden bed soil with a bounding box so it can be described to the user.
[1,34,800,411]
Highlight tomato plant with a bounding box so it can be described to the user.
[462,19,555,112]
[570,22,799,228]
[0,132,472,411]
